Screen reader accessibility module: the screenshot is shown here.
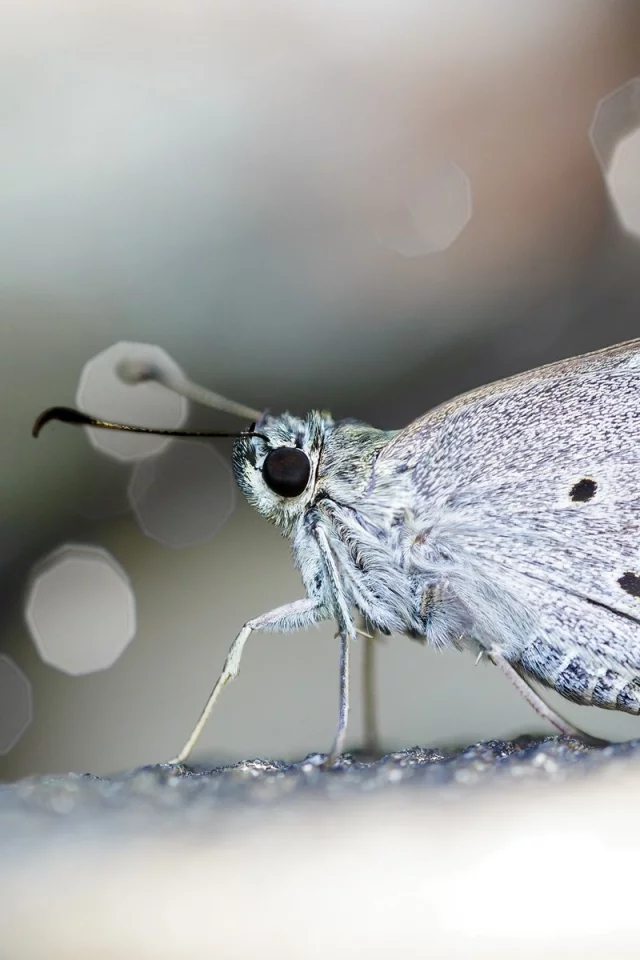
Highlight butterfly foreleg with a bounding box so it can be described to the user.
[169,597,330,765]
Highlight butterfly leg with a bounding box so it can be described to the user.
[326,631,351,763]
[169,598,330,765]
[489,649,609,747]
[332,620,381,757]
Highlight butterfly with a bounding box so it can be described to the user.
[34,338,640,762]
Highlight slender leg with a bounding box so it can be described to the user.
[169,598,329,764]
[326,631,350,763]
[332,621,379,756]
[362,630,381,755]
[489,649,609,747]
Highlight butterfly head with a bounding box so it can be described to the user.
[232,410,333,532]
[233,410,398,534]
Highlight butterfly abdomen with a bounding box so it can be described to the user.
[519,640,640,713]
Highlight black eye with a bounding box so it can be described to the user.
[262,447,311,498]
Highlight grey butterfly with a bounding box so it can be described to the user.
[34,338,640,762]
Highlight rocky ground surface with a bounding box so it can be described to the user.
[3,736,640,959]
[1,734,635,827]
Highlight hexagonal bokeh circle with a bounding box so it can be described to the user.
[608,131,640,238]
[374,160,472,257]
[128,439,236,548]
[76,341,188,462]
[590,77,640,238]
[25,544,136,676]
[0,656,32,755]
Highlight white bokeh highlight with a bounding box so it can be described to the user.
[374,161,472,257]
[128,439,236,548]
[25,544,136,676]
[76,342,188,462]
[0,655,32,755]
[608,130,640,238]
[590,77,640,239]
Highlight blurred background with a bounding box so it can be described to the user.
[1,0,640,780]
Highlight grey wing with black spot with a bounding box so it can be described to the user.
[380,338,640,712]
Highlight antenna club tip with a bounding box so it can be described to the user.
[32,408,56,437]
[115,358,164,385]
[32,405,93,437]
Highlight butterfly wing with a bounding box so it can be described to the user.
[380,338,640,711]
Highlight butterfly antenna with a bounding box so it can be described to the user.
[32,405,269,441]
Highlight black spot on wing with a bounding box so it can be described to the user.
[569,477,597,502]
[618,572,640,598]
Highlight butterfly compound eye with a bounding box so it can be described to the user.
[262,447,311,498]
